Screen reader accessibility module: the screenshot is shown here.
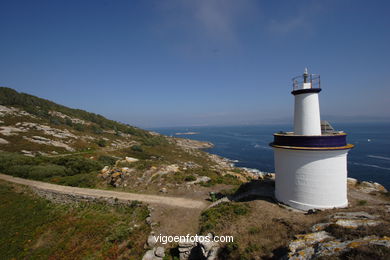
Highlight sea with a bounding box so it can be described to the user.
[152,123,390,190]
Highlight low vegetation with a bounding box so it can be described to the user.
[325,223,390,241]
[0,87,146,136]
[335,245,390,260]
[0,152,102,187]
[199,202,250,234]
[0,181,150,259]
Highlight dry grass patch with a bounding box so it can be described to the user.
[201,199,326,259]
[0,181,150,260]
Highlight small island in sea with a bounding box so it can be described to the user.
[175,131,199,135]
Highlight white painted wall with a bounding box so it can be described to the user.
[294,92,321,135]
[274,147,349,210]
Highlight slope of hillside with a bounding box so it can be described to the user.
[0,87,258,192]
[0,86,163,153]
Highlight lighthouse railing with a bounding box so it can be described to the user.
[292,74,320,91]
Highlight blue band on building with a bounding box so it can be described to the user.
[291,88,322,95]
[272,133,348,148]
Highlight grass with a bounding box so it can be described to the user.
[199,202,250,234]
[338,245,390,260]
[325,223,390,241]
[0,181,150,259]
[357,200,367,206]
[0,152,102,187]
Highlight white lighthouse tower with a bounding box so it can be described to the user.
[271,69,354,211]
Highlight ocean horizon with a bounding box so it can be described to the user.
[152,122,390,190]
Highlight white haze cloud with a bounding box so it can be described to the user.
[154,0,258,47]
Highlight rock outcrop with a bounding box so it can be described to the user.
[286,211,389,259]
[178,233,220,260]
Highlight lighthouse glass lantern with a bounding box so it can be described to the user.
[270,69,354,211]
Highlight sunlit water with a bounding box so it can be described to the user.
[153,123,390,189]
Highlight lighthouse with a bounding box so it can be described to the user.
[270,69,354,211]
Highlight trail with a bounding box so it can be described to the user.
[0,173,207,209]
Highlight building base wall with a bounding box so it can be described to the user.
[274,147,350,211]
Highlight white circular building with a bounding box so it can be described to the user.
[270,69,354,211]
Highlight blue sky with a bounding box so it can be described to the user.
[0,0,389,128]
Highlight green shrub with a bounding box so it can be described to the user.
[6,165,33,178]
[65,118,73,126]
[50,117,61,125]
[358,200,367,206]
[73,123,85,132]
[184,175,197,182]
[96,139,107,147]
[131,145,143,152]
[141,136,167,146]
[50,156,102,175]
[52,173,96,187]
[28,165,69,180]
[98,155,117,166]
[199,202,250,233]
[0,152,39,172]
[105,225,133,243]
[134,160,152,171]
[91,125,103,134]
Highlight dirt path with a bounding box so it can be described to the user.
[0,173,207,209]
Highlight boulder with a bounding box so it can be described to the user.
[286,211,390,259]
[178,241,197,260]
[121,167,130,173]
[147,235,157,248]
[155,247,165,258]
[347,177,358,185]
[334,219,381,228]
[359,181,388,193]
[288,231,333,255]
[200,233,219,260]
[112,172,121,178]
[265,173,276,179]
[0,137,9,144]
[125,156,139,163]
[373,182,387,192]
[331,211,377,220]
[101,166,110,174]
[187,176,211,185]
[142,249,156,260]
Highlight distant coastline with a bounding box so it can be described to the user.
[153,124,390,189]
[175,132,199,135]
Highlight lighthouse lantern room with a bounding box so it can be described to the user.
[270,69,354,211]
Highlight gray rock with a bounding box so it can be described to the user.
[155,247,165,257]
[187,176,211,185]
[347,177,358,185]
[286,212,390,259]
[334,219,381,228]
[142,249,156,260]
[199,234,220,260]
[0,137,9,144]
[359,181,388,193]
[331,211,377,220]
[147,235,157,248]
[288,231,333,255]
